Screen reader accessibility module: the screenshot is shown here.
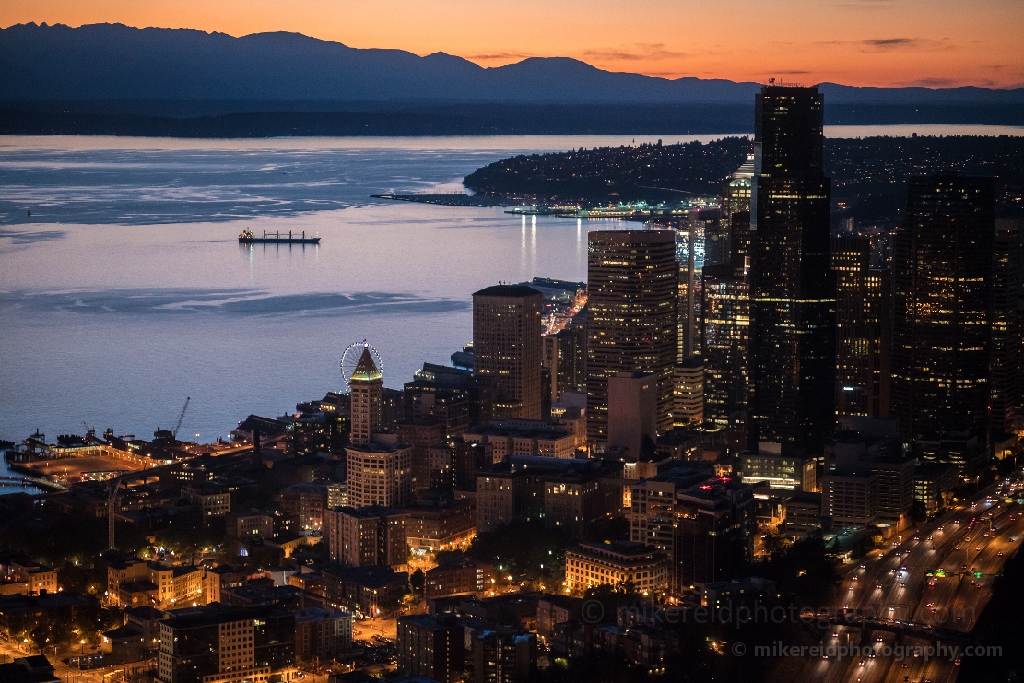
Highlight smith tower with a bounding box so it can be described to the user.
[749,84,836,449]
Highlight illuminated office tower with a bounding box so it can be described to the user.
[991,219,1023,436]
[892,174,995,442]
[722,153,755,221]
[350,347,383,445]
[749,84,835,449]
[701,264,750,426]
[831,236,891,419]
[673,359,704,427]
[472,284,543,420]
[676,220,703,362]
[587,230,678,443]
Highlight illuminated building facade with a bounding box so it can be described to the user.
[749,84,835,450]
[564,541,669,595]
[473,285,543,420]
[349,347,383,446]
[831,236,891,419]
[891,174,995,442]
[672,359,704,427]
[323,506,407,568]
[701,264,750,426]
[991,218,1023,435]
[586,230,678,443]
[157,606,295,683]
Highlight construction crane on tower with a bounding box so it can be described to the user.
[172,397,190,441]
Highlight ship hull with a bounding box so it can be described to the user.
[239,238,320,244]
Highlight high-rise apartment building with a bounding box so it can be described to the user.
[587,230,678,443]
[397,615,464,683]
[345,443,413,508]
[831,236,891,419]
[749,84,835,450]
[473,284,543,420]
[891,174,995,442]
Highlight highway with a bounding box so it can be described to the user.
[797,475,1024,683]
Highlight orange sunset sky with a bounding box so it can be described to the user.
[2,0,1022,88]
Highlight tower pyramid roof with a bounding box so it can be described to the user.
[351,347,382,382]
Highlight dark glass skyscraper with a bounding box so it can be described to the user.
[587,230,678,443]
[991,219,1023,437]
[749,85,836,449]
[892,174,995,442]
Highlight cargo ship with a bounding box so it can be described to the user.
[238,229,320,244]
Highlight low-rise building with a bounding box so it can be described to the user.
[914,462,959,514]
[740,445,817,491]
[476,457,622,535]
[107,559,210,609]
[181,484,231,521]
[404,496,476,552]
[464,419,578,460]
[320,566,407,618]
[424,553,495,599]
[823,471,877,528]
[783,491,822,538]
[225,511,274,540]
[0,557,58,596]
[278,483,328,531]
[156,604,295,683]
[564,541,668,596]
[294,607,353,662]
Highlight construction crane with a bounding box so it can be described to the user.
[172,397,190,440]
[108,479,122,550]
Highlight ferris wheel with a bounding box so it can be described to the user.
[340,340,383,387]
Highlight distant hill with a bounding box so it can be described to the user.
[3,22,1023,106]
[1,22,1022,136]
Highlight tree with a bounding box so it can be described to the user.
[410,569,425,593]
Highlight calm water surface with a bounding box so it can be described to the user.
[2,126,1022,447]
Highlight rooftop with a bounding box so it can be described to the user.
[473,284,542,298]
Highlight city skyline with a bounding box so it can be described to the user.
[1,0,1023,88]
[2,12,1024,677]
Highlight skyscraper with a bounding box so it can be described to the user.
[991,218,1023,436]
[892,174,995,443]
[749,84,835,449]
[587,230,678,443]
[701,264,750,426]
[349,347,382,446]
[831,236,891,419]
[345,348,414,507]
[472,284,543,420]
